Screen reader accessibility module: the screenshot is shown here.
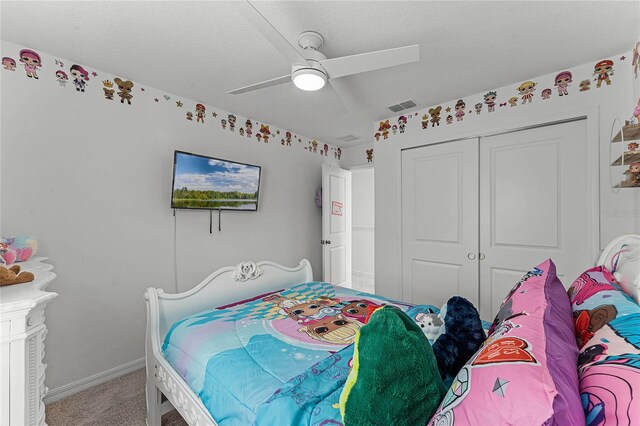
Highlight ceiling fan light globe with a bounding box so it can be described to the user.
[292,68,327,91]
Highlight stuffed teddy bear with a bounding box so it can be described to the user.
[431,296,486,386]
[0,236,37,264]
[0,264,34,286]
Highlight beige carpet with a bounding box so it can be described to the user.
[46,368,188,426]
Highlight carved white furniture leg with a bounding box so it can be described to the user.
[145,340,162,426]
[0,258,57,426]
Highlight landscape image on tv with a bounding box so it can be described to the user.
[171,151,261,211]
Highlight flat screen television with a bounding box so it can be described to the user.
[171,150,261,211]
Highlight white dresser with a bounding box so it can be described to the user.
[0,258,57,426]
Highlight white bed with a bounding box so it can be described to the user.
[145,236,640,426]
[145,259,312,426]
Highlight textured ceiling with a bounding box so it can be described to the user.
[2,1,638,146]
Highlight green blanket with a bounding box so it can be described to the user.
[339,306,446,426]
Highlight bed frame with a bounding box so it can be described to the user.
[145,236,640,425]
[597,234,640,303]
[144,259,313,426]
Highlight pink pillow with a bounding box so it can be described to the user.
[428,259,583,425]
[577,314,640,426]
[567,266,639,348]
[568,266,640,426]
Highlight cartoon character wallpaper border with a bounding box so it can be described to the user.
[1,44,341,161]
[374,51,631,142]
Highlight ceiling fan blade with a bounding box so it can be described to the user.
[227,74,292,95]
[235,1,309,66]
[328,78,353,116]
[320,44,419,79]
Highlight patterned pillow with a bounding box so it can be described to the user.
[577,314,640,426]
[567,266,639,348]
[427,259,583,426]
[568,266,640,426]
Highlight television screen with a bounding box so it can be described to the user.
[171,150,261,211]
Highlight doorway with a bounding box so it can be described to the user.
[321,164,375,293]
[351,167,375,293]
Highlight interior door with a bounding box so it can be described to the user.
[322,164,352,287]
[402,139,480,307]
[479,120,590,319]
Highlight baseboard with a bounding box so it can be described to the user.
[44,357,145,404]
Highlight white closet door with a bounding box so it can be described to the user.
[479,120,589,320]
[402,139,479,308]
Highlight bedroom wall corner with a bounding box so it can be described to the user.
[340,141,375,170]
[0,40,333,394]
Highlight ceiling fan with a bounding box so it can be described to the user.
[228,1,420,114]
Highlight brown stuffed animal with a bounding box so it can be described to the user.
[624,162,640,186]
[0,264,35,286]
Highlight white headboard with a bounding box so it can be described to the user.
[597,234,640,303]
[145,259,313,356]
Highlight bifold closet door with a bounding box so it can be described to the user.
[479,120,590,320]
[402,139,479,308]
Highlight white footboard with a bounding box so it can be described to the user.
[144,259,313,426]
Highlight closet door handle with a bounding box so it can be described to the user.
[479,253,486,260]
[467,253,476,260]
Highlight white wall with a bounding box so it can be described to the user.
[0,41,337,392]
[351,168,374,291]
[374,49,637,300]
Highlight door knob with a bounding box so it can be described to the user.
[467,253,476,260]
[479,253,486,260]
[326,240,331,245]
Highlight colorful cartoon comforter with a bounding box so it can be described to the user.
[162,282,417,425]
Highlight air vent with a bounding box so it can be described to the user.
[388,99,418,113]
[337,134,361,142]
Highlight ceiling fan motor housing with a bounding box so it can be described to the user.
[298,31,324,50]
[292,32,329,90]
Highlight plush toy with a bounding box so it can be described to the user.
[339,306,445,426]
[0,264,34,286]
[0,236,37,264]
[407,305,444,343]
[0,242,8,266]
[431,296,486,387]
[624,162,640,186]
